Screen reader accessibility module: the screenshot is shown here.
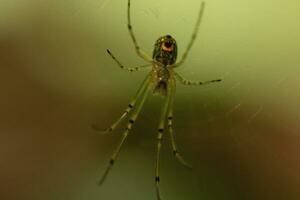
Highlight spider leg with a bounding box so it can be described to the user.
[106,49,152,72]
[167,80,192,168]
[98,78,151,185]
[155,81,174,200]
[172,2,206,68]
[92,74,151,133]
[174,72,221,86]
[127,0,152,62]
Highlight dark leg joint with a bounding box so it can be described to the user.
[128,104,133,108]
[155,176,160,182]
[173,150,178,155]
[158,128,164,133]
[168,116,173,120]
[108,127,113,132]
[129,119,134,124]
[109,159,114,165]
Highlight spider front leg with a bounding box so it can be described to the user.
[127,0,152,62]
[174,72,222,86]
[154,80,175,200]
[106,49,151,72]
[98,76,151,185]
[167,80,192,168]
[92,74,151,133]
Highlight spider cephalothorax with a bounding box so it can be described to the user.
[153,35,178,66]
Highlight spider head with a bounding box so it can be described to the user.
[152,35,177,66]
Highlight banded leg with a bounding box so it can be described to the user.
[127,0,152,62]
[99,80,151,185]
[155,82,173,200]
[172,2,206,68]
[167,80,192,168]
[174,72,221,86]
[106,49,151,72]
[92,74,151,133]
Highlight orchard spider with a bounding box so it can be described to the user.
[93,0,221,199]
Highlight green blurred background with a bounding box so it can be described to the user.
[1,0,300,199]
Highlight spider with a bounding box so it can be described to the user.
[93,0,221,199]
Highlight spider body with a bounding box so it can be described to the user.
[151,35,177,96]
[94,1,222,200]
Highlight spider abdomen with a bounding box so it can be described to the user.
[152,35,178,66]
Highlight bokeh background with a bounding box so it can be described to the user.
[1,0,300,199]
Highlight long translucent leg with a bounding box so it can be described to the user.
[127,0,152,62]
[172,2,206,68]
[99,80,151,185]
[167,80,192,168]
[155,83,173,200]
[174,72,221,86]
[106,49,151,72]
[92,74,151,133]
